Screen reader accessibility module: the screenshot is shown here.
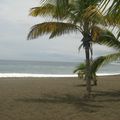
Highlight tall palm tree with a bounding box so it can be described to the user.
[72,0,120,74]
[27,0,111,96]
[74,27,119,85]
[91,38,120,75]
[88,0,120,75]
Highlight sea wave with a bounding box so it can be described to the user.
[0,73,120,78]
[97,73,120,76]
[110,62,120,65]
[0,73,77,78]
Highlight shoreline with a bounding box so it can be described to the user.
[0,73,120,78]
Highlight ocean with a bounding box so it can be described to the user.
[0,60,120,77]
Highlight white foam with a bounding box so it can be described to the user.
[96,73,120,76]
[0,73,77,78]
[110,62,120,65]
[0,73,120,78]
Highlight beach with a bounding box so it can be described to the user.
[0,75,120,120]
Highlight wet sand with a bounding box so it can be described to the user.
[0,76,120,120]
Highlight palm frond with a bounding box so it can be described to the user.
[97,30,120,50]
[91,52,120,73]
[83,5,106,25]
[99,0,120,26]
[29,4,56,17]
[78,42,83,52]
[105,14,120,26]
[27,22,79,40]
[73,63,86,73]
[107,0,120,18]
[92,26,120,50]
[117,31,120,39]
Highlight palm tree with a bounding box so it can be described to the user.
[88,0,120,76]
[87,22,120,76]
[91,41,120,75]
[77,1,120,82]
[73,62,86,79]
[27,0,113,96]
[73,62,97,85]
[99,0,120,38]
[74,27,119,86]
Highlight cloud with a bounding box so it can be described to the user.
[0,0,43,24]
[0,0,116,62]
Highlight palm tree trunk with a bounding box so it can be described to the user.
[85,47,91,97]
[83,21,92,97]
[93,79,97,86]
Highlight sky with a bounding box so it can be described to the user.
[0,0,115,62]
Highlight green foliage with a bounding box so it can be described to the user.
[74,62,97,86]
[99,0,120,38]
[92,27,120,50]
[107,0,120,21]
[29,4,56,17]
[27,22,79,40]
[73,63,86,74]
[90,0,120,73]
[91,32,120,74]
[91,52,120,74]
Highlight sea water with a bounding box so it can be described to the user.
[0,60,120,77]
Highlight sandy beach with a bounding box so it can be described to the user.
[0,75,120,120]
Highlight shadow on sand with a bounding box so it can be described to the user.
[75,84,95,87]
[15,94,102,113]
[15,90,120,113]
[92,90,120,102]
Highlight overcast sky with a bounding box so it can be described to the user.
[0,0,115,62]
